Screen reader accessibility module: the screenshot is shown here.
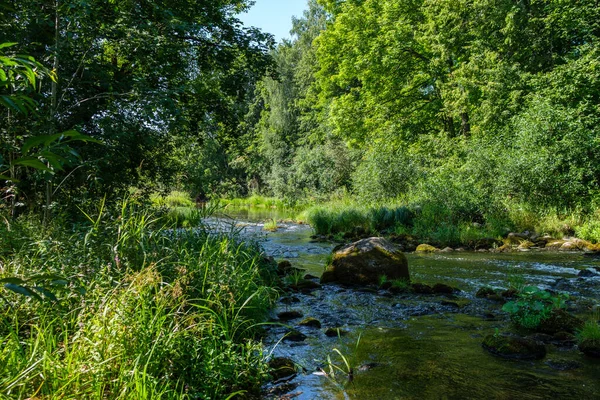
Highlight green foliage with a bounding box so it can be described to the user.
[502,286,569,329]
[263,219,279,232]
[0,201,277,399]
[576,320,600,345]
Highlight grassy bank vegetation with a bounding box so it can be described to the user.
[0,200,277,399]
[300,197,600,247]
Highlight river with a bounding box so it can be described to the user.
[207,210,600,399]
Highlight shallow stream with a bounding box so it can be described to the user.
[208,210,600,399]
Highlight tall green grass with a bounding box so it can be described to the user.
[0,200,277,399]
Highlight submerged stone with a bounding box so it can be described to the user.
[482,334,546,360]
[321,237,409,285]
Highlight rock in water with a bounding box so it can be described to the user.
[321,237,409,285]
[482,334,546,360]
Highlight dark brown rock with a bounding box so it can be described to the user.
[284,330,307,342]
[299,317,322,329]
[411,282,434,294]
[476,287,497,298]
[277,310,303,321]
[325,327,348,337]
[432,283,455,294]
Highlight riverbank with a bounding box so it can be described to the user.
[223,215,600,399]
[0,201,277,399]
[217,194,600,253]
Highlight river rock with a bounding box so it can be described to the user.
[278,310,303,321]
[415,244,439,253]
[320,237,409,285]
[482,334,546,360]
[537,309,583,334]
[432,283,455,294]
[578,268,599,277]
[284,329,307,342]
[411,282,434,294]
[579,340,600,358]
[299,317,322,328]
[269,357,296,380]
[325,327,348,337]
[476,287,497,298]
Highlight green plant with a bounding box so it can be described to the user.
[378,275,388,287]
[506,267,526,293]
[283,270,305,286]
[576,320,600,345]
[319,333,362,389]
[391,279,410,291]
[263,219,279,232]
[502,286,569,329]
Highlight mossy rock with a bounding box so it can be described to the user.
[441,299,472,309]
[299,317,322,329]
[537,309,583,334]
[415,244,439,253]
[268,357,296,380]
[432,283,455,294]
[411,282,434,294]
[518,241,535,250]
[578,340,600,358]
[476,287,497,298]
[482,334,546,360]
[284,329,307,342]
[321,237,409,285]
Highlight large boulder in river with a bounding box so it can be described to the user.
[321,237,409,285]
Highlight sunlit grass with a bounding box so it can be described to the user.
[0,200,278,399]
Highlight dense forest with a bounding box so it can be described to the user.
[2,0,600,398]
[3,0,600,233]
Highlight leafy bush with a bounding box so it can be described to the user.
[352,142,415,203]
[502,286,569,329]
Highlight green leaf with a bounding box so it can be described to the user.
[3,283,43,301]
[12,157,53,172]
[0,277,27,285]
[0,42,18,49]
[32,286,58,301]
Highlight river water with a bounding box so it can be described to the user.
[207,210,600,400]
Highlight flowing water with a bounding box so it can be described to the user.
[208,209,600,399]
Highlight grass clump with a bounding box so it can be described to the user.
[0,200,277,399]
[576,320,600,344]
[263,218,279,232]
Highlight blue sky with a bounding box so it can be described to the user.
[238,0,309,43]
